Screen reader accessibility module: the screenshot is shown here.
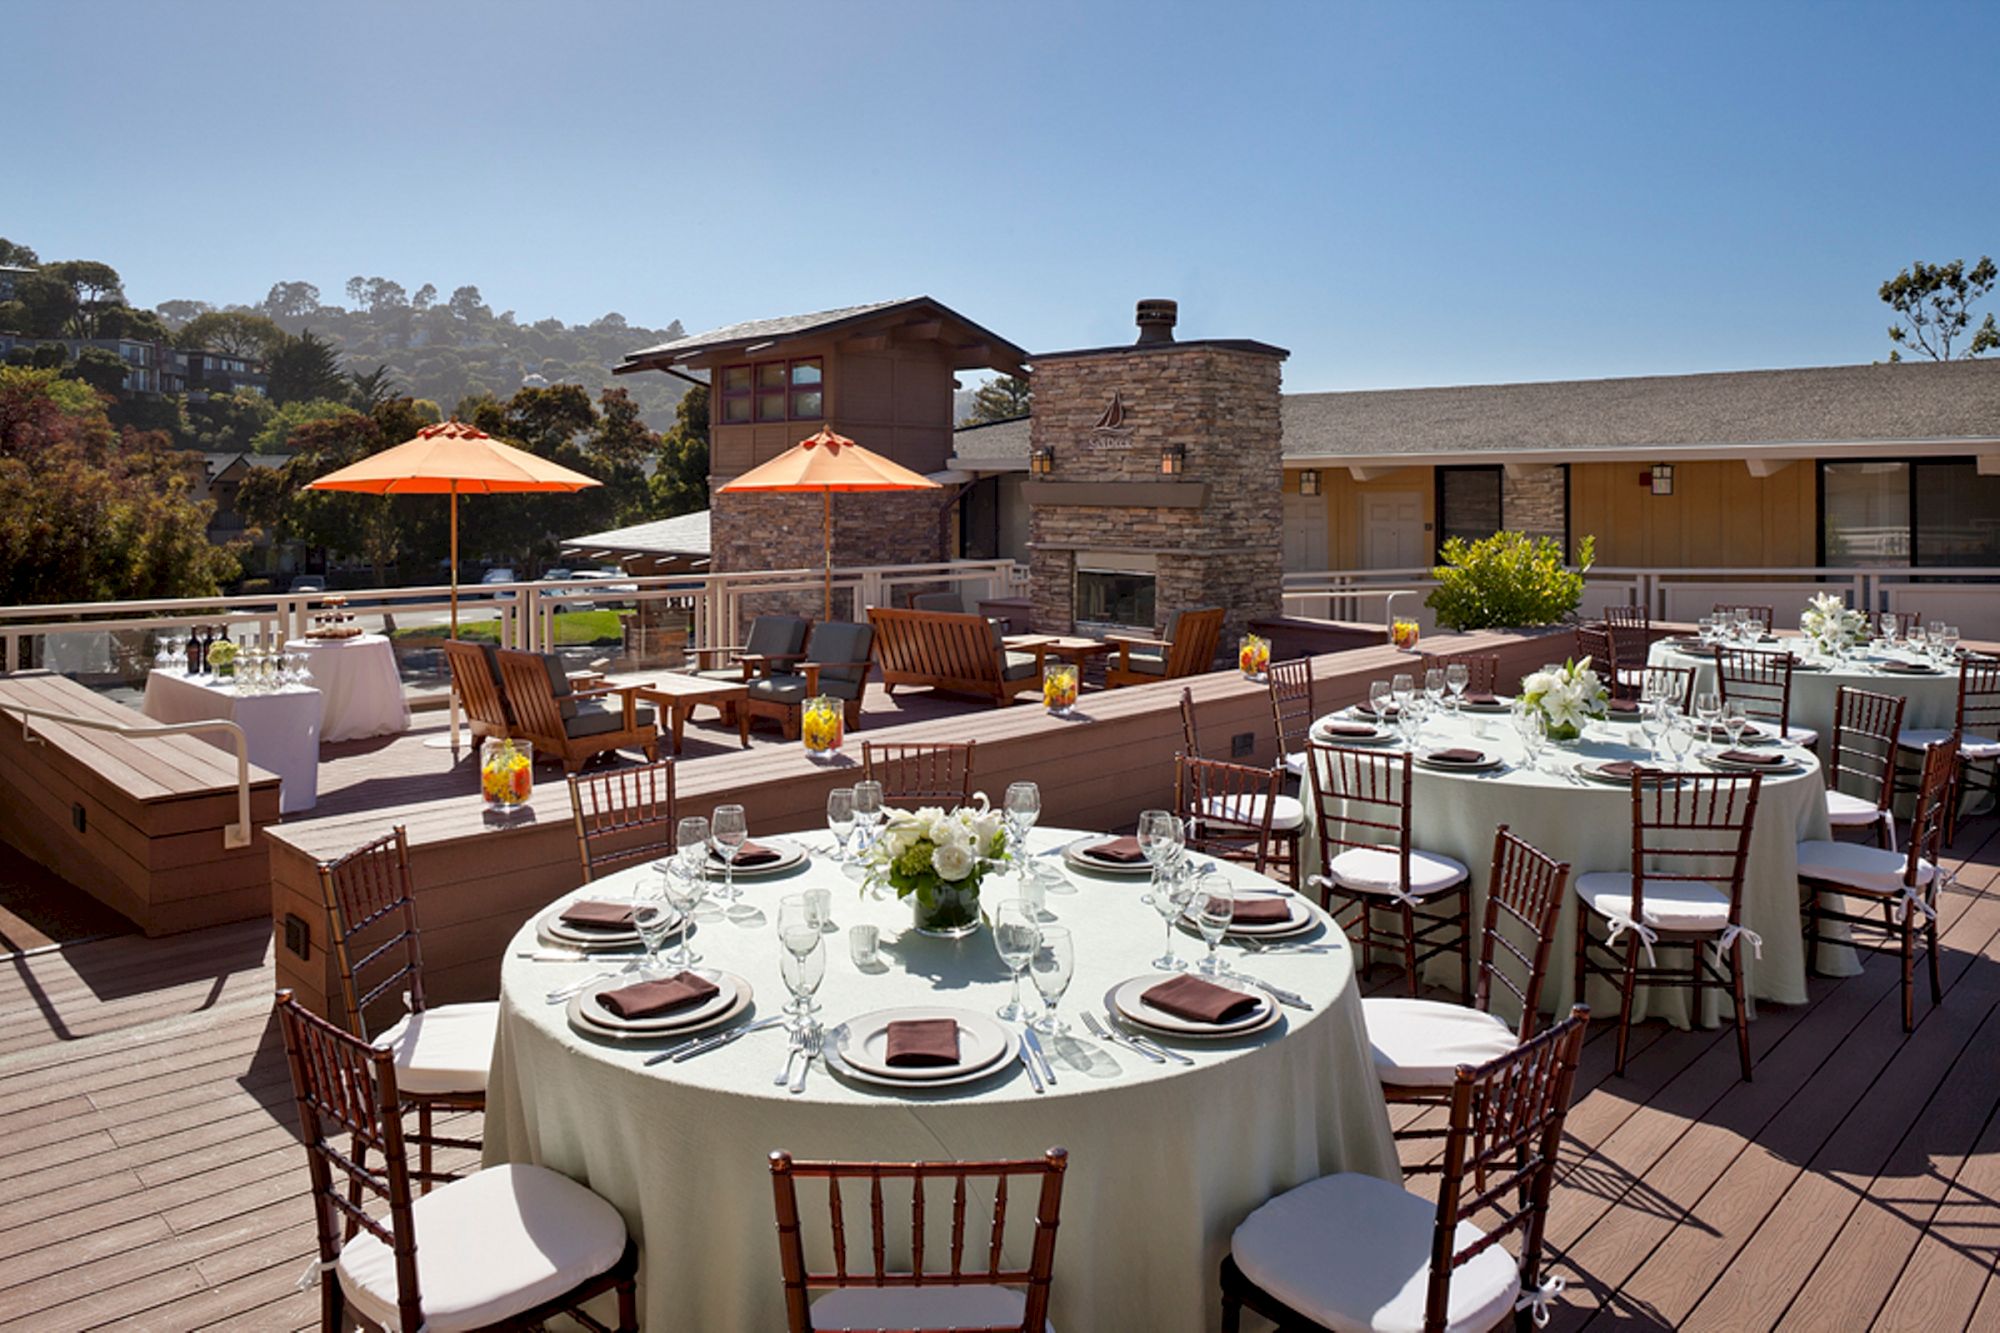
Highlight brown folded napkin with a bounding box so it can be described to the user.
[712,839,780,866]
[1608,699,1640,715]
[1087,836,1147,863]
[1427,748,1487,765]
[1462,692,1503,706]
[595,970,720,1019]
[1878,661,1934,674]
[1357,703,1402,718]
[1141,974,1262,1025]
[1317,720,1377,737]
[1717,748,1785,766]
[1594,760,1641,780]
[884,1018,961,1068]
[1231,897,1293,925]
[560,899,637,930]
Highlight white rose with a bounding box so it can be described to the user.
[1522,671,1556,700]
[931,842,974,882]
[969,810,1004,850]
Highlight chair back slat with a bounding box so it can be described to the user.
[1604,604,1651,634]
[1907,737,1960,885]
[1166,607,1226,677]
[494,648,572,744]
[1958,659,2000,738]
[862,741,978,809]
[1419,650,1502,696]
[1624,772,1761,925]
[1477,827,1570,1040]
[1714,646,1805,739]
[568,760,678,880]
[1827,686,1905,813]
[1178,686,1204,758]
[1304,740,1413,865]
[1176,755,1280,874]
[1267,658,1315,758]
[316,827,425,1040]
[441,639,511,732]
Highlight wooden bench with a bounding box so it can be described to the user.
[867,607,1046,707]
[0,671,282,936]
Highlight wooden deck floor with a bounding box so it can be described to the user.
[2,816,1995,1331]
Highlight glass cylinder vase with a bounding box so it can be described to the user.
[1043,664,1079,717]
[1391,619,1421,652]
[802,695,844,759]
[481,738,534,815]
[911,878,984,938]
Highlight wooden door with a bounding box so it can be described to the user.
[1283,494,1328,572]
[1362,493,1424,569]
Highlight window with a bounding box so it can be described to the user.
[1821,462,1909,565]
[719,357,823,425]
[1915,461,2000,566]
[1819,459,2000,567]
[1435,465,1503,555]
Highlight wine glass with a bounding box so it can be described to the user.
[675,815,710,901]
[1638,698,1668,761]
[1194,873,1234,977]
[1514,706,1547,770]
[1423,668,1446,713]
[1004,781,1041,878]
[850,780,884,880]
[662,859,705,968]
[1391,673,1416,714]
[825,788,855,864]
[1695,690,1723,749]
[1879,611,1899,647]
[777,895,825,1021]
[711,804,747,903]
[1662,714,1696,769]
[1136,809,1175,904]
[1942,626,1961,659]
[631,876,678,979]
[1928,621,1947,658]
[1445,663,1470,713]
[992,899,1039,1022]
[1722,700,1749,754]
[1697,615,1716,644]
[1149,861,1196,971]
[1368,679,1394,717]
[1029,925,1075,1034]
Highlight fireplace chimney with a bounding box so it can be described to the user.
[1134,299,1178,345]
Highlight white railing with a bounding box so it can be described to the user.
[2,703,254,849]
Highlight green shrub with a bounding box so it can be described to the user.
[1425,531,1595,630]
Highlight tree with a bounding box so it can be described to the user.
[238,402,420,585]
[0,238,38,266]
[266,329,349,404]
[962,374,1031,424]
[65,347,128,396]
[261,281,323,319]
[649,384,709,517]
[348,364,401,411]
[176,309,285,358]
[155,299,214,328]
[251,398,359,453]
[184,391,276,453]
[95,305,172,343]
[411,283,437,311]
[41,261,126,338]
[1882,256,1999,361]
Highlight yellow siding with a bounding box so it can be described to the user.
[1568,460,1814,568]
[1312,466,1432,568]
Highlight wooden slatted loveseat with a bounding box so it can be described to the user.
[867,607,1047,707]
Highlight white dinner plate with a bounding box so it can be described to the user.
[1692,722,1777,746]
[1180,891,1316,939]
[1109,974,1279,1038]
[1415,750,1504,774]
[1576,762,1681,787]
[704,836,810,879]
[566,969,750,1039]
[1060,836,1155,876]
[1310,719,1390,745]
[1706,753,1804,774]
[536,900,674,951]
[830,1006,1019,1083]
[823,1040,1024,1092]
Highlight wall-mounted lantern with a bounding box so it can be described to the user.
[1159,442,1186,478]
[1298,468,1321,496]
[1650,464,1674,496]
[1030,446,1055,476]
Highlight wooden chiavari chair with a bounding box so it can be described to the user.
[568,759,678,880]
[861,740,978,809]
[1419,649,1503,700]
[768,1148,1069,1333]
[1176,753,1300,889]
[1823,686,1905,850]
[316,827,493,1190]
[1304,742,1472,998]
[276,992,638,1333]
[1714,644,1819,747]
[1883,609,1925,638]
[1575,622,1644,695]
[1802,737,1957,1032]
[1894,657,2000,845]
[1267,657,1315,779]
[1713,603,1776,632]
[1604,603,1651,637]
[1220,1007,1589,1333]
[1178,685,1204,758]
[1573,771,1763,1080]
[1367,827,1571,1132]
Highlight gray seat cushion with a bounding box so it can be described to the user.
[745,615,811,658]
[1003,651,1041,681]
[1126,650,1168,675]
[746,675,811,706]
[912,592,962,613]
[535,652,579,718]
[564,702,655,739]
[478,643,516,724]
[803,622,874,699]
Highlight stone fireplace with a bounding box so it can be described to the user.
[1024,301,1287,654]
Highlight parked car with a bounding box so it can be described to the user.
[570,569,639,608]
[288,575,326,595]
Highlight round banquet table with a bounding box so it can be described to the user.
[483,826,1398,1333]
[286,634,411,742]
[1297,708,1852,1030]
[1646,637,1963,744]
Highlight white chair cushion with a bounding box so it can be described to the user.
[1796,839,1934,896]
[1284,750,1308,777]
[1899,727,2000,759]
[1363,998,1517,1088]
[810,1285,1051,1332]
[337,1163,628,1332]
[1824,788,1889,827]
[1198,793,1306,833]
[1574,871,1732,934]
[1326,847,1469,899]
[1774,724,1819,748]
[1231,1171,1520,1333]
[373,1001,498,1097]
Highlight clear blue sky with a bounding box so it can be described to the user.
[11,1,1996,393]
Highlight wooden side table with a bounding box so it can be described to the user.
[633,675,751,754]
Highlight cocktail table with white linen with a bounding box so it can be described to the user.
[287,633,411,742]
[1646,637,1963,745]
[483,826,1397,1333]
[140,670,322,813]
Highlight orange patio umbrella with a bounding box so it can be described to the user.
[307,420,602,635]
[718,425,941,619]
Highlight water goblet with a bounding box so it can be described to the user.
[1639,699,1668,761]
[1928,622,1947,657]
[1941,626,1961,659]
[1136,809,1176,903]
[825,787,856,864]
[288,650,309,689]
[1391,673,1416,713]
[1879,612,1899,647]
[1028,925,1075,1034]
[631,879,678,979]
[777,894,825,1021]
[711,804,747,903]
[1697,615,1716,643]
[662,859,705,968]
[1149,861,1196,971]
[1662,715,1697,769]
[1445,663,1470,713]
[992,898,1039,1022]
[1722,700,1750,754]
[1423,668,1446,712]
[1004,781,1041,878]
[850,780,884,877]
[1368,679,1394,717]
[1695,690,1723,748]
[1194,873,1234,976]
[675,816,710,896]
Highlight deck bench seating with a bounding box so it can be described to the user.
[867,607,1046,707]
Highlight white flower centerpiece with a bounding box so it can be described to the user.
[1519,657,1609,743]
[1800,592,1866,658]
[861,798,1010,938]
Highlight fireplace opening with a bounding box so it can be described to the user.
[1075,567,1156,634]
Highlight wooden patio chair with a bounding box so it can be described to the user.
[568,759,678,881]
[494,648,660,774]
[1220,1007,1589,1333]
[768,1147,1069,1333]
[866,607,1043,707]
[688,613,813,684]
[1419,648,1503,700]
[1267,657,1315,779]
[276,991,638,1333]
[1303,741,1472,998]
[1823,686,1905,850]
[1894,657,2000,845]
[1802,737,1957,1032]
[1367,826,1571,1133]
[1714,645,1819,747]
[1573,770,1763,1080]
[745,620,876,739]
[1178,685,1205,758]
[315,827,494,1191]
[1176,753,1301,890]
[861,740,978,809]
[440,639,513,754]
[1104,606,1226,689]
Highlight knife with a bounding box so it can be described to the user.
[1235,974,1313,1011]
[644,1016,785,1065]
[1020,1026,1057,1085]
[1018,1044,1045,1093]
[1111,1017,1194,1066]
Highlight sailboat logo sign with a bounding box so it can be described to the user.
[1085,392,1136,452]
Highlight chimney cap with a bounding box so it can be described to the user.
[1135,299,1178,345]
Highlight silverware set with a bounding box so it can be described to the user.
[774,1024,823,1094]
[643,1015,786,1066]
[1081,1010,1191,1065]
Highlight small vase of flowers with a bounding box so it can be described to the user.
[1519,657,1609,744]
[1800,592,1866,658]
[862,800,1010,938]
[1238,633,1271,680]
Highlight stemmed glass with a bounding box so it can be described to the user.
[1194,872,1234,977]
[1423,668,1446,714]
[1879,612,1899,647]
[1149,860,1197,971]
[1639,699,1668,761]
[1137,809,1177,904]
[1004,782,1041,880]
[1445,663,1470,713]
[776,897,826,1027]
[1941,626,1961,660]
[1721,700,1750,754]
[1391,673,1416,716]
[1368,679,1394,717]
[630,873,677,979]
[676,815,710,908]
[1028,925,1075,1035]
[1662,714,1697,769]
[849,781,884,885]
[1697,615,1716,644]
[1514,705,1547,771]
[825,788,855,864]
[992,899,1039,1022]
[711,804,747,903]
[1694,690,1723,752]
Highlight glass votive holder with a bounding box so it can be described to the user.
[849,923,881,968]
[805,887,833,932]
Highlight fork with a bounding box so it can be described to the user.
[1081,1011,1164,1063]
[789,1026,822,1095]
[546,964,638,1004]
[773,1025,805,1085]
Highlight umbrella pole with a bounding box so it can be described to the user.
[446,481,462,753]
[823,489,833,621]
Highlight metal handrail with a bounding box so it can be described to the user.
[1,703,255,850]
